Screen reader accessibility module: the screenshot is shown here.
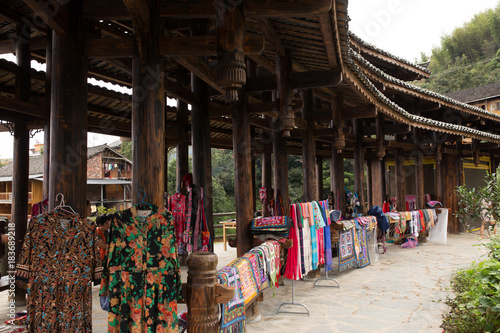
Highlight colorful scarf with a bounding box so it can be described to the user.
[320,200,333,271]
[249,246,270,291]
[262,242,277,288]
[300,204,313,275]
[217,267,247,333]
[285,204,301,280]
[338,228,357,272]
[265,240,281,287]
[184,186,193,253]
[228,257,259,306]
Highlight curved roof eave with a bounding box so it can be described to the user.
[342,52,500,144]
[350,50,500,124]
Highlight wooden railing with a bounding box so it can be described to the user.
[0,192,32,201]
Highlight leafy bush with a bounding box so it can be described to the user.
[442,235,500,332]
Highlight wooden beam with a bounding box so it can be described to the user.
[318,12,338,69]
[245,70,342,93]
[314,104,377,121]
[177,56,224,94]
[84,0,332,19]
[363,123,411,136]
[84,38,134,58]
[257,18,285,57]
[159,35,264,57]
[165,79,199,107]
[23,0,69,35]
[123,0,149,35]
[0,95,48,118]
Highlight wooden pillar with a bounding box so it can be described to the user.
[49,2,88,215]
[436,142,444,202]
[414,151,424,209]
[191,20,213,251]
[330,150,345,213]
[131,2,165,208]
[353,119,366,213]
[442,153,459,234]
[12,24,30,264]
[186,252,219,333]
[316,154,323,200]
[176,66,189,192]
[43,30,52,199]
[273,129,289,215]
[277,51,294,136]
[302,90,317,202]
[394,148,405,212]
[369,159,384,207]
[261,131,272,217]
[233,92,254,257]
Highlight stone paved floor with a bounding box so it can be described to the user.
[0,233,490,333]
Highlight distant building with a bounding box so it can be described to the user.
[445,81,500,114]
[0,144,132,218]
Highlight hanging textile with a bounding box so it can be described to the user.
[248,246,270,291]
[338,228,357,272]
[16,210,102,332]
[299,203,313,276]
[168,193,187,255]
[101,205,182,333]
[242,253,262,290]
[184,186,193,253]
[354,226,370,268]
[284,204,301,280]
[320,200,333,271]
[217,267,247,333]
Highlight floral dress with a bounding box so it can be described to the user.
[16,210,102,332]
[100,205,182,333]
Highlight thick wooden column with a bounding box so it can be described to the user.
[49,2,88,215]
[131,2,165,208]
[394,148,405,212]
[330,150,345,213]
[353,119,366,213]
[302,90,317,202]
[414,151,424,209]
[442,153,459,234]
[261,129,272,217]
[176,67,189,192]
[43,30,52,199]
[12,24,30,263]
[435,142,444,202]
[233,93,254,257]
[273,129,289,214]
[191,73,213,250]
[369,159,384,207]
[316,154,323,200]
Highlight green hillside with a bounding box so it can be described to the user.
[415,3,500,93]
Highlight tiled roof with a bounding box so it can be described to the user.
[345,49,500,143]
[0,154,44,177]
[0,144,131,178]
[444,81,500,103]
[351,50,500,123]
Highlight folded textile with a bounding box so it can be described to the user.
[217,267,247,333]
[250,216,291,236]
[228,257,259,306]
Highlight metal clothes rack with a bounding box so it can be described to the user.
[276,280,310,315]
[313,267,340,288]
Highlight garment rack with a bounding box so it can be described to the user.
[313,267,340,288]
[276,280,310,315]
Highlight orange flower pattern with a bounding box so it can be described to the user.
[16,210,102,332]
[100,205,182,332]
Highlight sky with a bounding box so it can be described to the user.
[348,0,500,62]
[1,1,499,159]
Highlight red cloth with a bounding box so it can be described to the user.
[382,202,390,213]
[96,227,106,261]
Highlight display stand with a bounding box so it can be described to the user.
[313,268,340,288]
[276,280,310,315]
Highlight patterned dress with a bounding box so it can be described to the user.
[168,193,187,255]
[100,205,182,333]
[16,210,102,333]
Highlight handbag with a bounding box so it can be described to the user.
[100,296,110,311]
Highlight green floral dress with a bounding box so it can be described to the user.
[100,205,182,332]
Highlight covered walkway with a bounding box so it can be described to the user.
[78,234,491,332]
